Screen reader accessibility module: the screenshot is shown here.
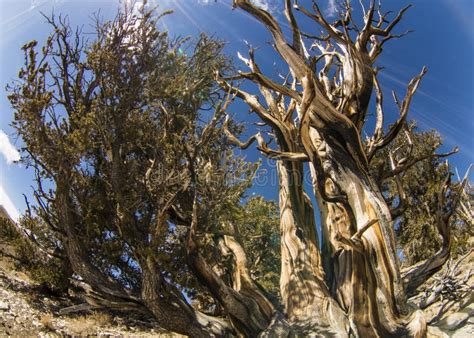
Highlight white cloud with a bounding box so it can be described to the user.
[29,0,64,11]
[325,0,338,18]
[29,0,48,10]
[251,0,270,11]
[125,0,144,17]
[196,0,277,14]
[0,130,20,165]
[0,185,20,223]
[250,0,279,14]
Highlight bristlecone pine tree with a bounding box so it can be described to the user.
[373,122,473,266]
[7,1,470,337]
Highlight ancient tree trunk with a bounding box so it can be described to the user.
[185,182,277,336]
[277,160,349,334]
[309,140,426,336]
[141,257,232,337]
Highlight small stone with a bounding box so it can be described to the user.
[452,323,474,338]
[427,326,449,338]
[441,312,470,331]
[0,301,9,310]
[465,303,474,316]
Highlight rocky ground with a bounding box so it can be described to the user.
[0,243,181,337]
[0,230,472,336]
[412,249,474,337]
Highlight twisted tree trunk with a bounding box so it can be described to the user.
[277,160,350,335]
[308,139,426,336]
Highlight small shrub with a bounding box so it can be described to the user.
[40,313,55,331]
[68,315,97,336]
[68,312,111,336]
[89,311,112,327]
[0,215,73,294]
[13,235,71,294]
[0,217,21,241]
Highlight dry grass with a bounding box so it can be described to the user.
[68,311,112,336]
[40,313,55,332]
[89,311,112,326]
[68,316,96,336]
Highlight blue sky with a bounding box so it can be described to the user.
[0,0,473,221]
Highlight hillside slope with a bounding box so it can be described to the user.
[0,254,181,336]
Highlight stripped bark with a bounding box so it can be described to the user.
[277,160,349,334]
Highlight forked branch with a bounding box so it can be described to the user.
[367,66,427,161]
[223,116,309,161]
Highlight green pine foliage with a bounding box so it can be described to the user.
[6,6,281,310]
[371,121,472,265]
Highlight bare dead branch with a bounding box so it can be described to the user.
[371,5,412,37]
[353,218,378,240]
[233,0,313,80]
[388,150,408,219]
[382,147,459,181]
[368,67,427,161]
[294,1,345,44]
[358,0,376,46]
[372,69,384,141]
[217,73,288,134]
[284,0,305,57]
[223,116,308,161]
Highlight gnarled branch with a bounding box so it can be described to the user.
[223,116,309,162]
[367,67,427,161]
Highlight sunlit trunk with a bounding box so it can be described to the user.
[277,160,350,335]
[309,134,426,337]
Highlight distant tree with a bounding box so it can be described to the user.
[371,122,472,265]
[233,196,281,297]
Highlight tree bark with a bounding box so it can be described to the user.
[141,257,232,337]
[277,160,350,335]
[307,132,426,337]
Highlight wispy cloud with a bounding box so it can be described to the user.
[0,130,20,165]
[443,0,474,43]
[251,0,270,11]
[325,0,338,18]
[0,0,65,37]
[0,185,20,223]
[250,0,280,14]
[197,0,270,10]
[196,0,278,14]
